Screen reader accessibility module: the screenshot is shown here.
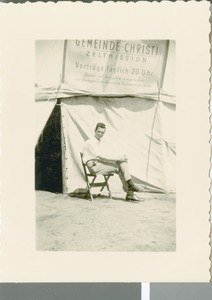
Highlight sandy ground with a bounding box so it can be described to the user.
[36,191,175,251]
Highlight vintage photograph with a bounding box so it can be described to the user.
[0,1,210,282]
[35,39,176,252]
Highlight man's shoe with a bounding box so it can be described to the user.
[127,183,143,192]
[126,193,144,201]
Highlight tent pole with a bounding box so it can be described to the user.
[62,40,68,83]
[145,41,169,190]
[145,92,160,192]
[160,40,169,89]
[144,76,162,192]
[61,40,68,193]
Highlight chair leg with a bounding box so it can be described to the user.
[86,176,96,201]
[104,175,112,199]
[88,189,94,201]
[85,183,93,201]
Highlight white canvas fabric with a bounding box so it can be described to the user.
[61,96,175,194]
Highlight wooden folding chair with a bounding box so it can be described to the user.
[80,152,114,201]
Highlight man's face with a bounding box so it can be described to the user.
[95,127,106,140]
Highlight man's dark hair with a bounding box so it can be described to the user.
[95,122,106,131]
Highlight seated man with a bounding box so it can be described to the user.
[82,122,142,201]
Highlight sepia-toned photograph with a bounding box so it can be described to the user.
[35,39,176,252]
[0,1,210,282]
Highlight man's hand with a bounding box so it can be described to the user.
[118,155,128,163]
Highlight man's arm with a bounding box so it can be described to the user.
[98,154,128,163]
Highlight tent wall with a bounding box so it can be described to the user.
[35,40,64,87]
[61,96,175,194]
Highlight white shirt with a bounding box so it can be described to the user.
[82,136,103,164]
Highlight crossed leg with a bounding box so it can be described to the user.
[89,161,131,192]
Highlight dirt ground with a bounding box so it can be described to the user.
[36,191,175,251]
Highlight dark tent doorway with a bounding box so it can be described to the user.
[35,101,62,193]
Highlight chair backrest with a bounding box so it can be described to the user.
[80,152,94,177]
[80,152,87,174]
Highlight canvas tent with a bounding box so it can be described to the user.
[35,40,175,194]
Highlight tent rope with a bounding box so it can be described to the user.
[46,81,62,103]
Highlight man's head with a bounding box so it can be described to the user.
[95,122,106,140]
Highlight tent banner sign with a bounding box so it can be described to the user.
[64,40,168,95]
